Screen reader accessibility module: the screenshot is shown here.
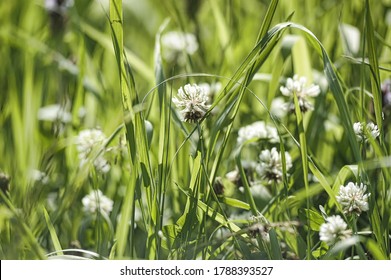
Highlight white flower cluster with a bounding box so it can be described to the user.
[353,122,380,143]
[82,190,113,216]
[280,75,321,112]
[336,182,370,215]
[76,128,110,173]
[237,121,279,145]
[255,147,292,184]
[270,97,287,119]
[173,83,211,123]
[199,82,222,98]
[161,31,198,65]
[319,215,350,245]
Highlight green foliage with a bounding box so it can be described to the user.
[0,0,390,260]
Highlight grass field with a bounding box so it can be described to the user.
[0,0,391,260]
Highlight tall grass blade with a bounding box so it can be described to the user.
[364,0,383,140]
[42,207,63,255]
[109,0,153,259]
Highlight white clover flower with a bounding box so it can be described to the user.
[280,74,320,112]
[172,83,210,123]
[237,121,279,145]
[82,190,113,216]
[319,215,350,245]
[161,31,198,65]
[270,97,287,119]
[255,147,292,184]
[353,122,363,139]
[76,128,110,173]
[248,223,270,241]
[199,82,222,98]
[38,104,72,123]
[336,182,370,215]
[353,122,380,143]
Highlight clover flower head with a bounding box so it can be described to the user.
[280,74,320,112]
[82,190,113,216]
[336,182,370,215]
[76,128,110,173]
[237,121,279,145]
[270,97,287,119]
[161,31,198,65]
[353,122,380,143]
[319,215,350,245]
[172,83,210,123]
[255,147,292,184]
[198,82,222,99]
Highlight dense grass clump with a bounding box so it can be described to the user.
[0,0,390,260]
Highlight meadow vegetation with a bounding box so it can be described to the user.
[0,0,391,260]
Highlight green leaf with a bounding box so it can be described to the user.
[365,238,388,260]
[293,79,311,260]
[299,208,324,232]
[235,145,259,216]
[269,228,283,260]
[221,197,251,210]
[208,0,230,48]
[177,183,241,233]
[292,35,313,80]
[43,207,63,255]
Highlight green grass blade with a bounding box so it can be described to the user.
[154,18,170,259]
[208,0,230,49]
[221,197,251,211]
[110,0,138,259]
[256,0,279,42]
[269,228,283,260]
[0,191,46,259]
[79,20,154,83]
[293,86,311,260]
[364,0,383,140]
[365,238,388,260]
[42,207,63,255]
[235,146,258,216]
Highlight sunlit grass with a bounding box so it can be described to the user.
[0,0,390,260]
